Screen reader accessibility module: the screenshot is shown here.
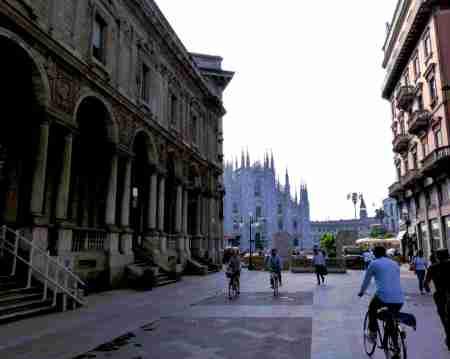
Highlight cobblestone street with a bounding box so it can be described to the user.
[0,267,447,359]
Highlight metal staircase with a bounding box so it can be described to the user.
[0,225,86,323]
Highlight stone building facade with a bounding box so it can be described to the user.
[223,152,312,252]
[311,197,380,246]
[384,0,450,257]
[0,0,233,287]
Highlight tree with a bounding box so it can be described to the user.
[320,232,337,257]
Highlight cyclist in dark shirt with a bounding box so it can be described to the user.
[424,249,450,350]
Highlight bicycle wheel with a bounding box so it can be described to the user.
[273,275,279,297]
[363,312,377,356]
[384,329,407,359]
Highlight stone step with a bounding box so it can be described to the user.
[0,298,53,317]
[0,304,56,325]
[0,286,40,298]
[0,280,22,291]
[0,292,42,306]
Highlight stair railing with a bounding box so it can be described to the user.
[0,225,86,311]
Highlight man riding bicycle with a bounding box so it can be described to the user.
[227,247,241,295]
[265,248,282,288]
[358,246,404,344]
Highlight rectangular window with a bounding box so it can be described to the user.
[421,137,429,158]
[412,149,418,170]
[404,72,409,86]
[435,128,443,148]
[428,76,437,105]
[256,206,262,219]
[170,94,178,127]
[141,64,150,102]
[93,15,106,63]
[190,115,197,144]
[413,54,420,80]
[424,32,432,58]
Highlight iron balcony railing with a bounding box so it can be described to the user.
[422,146,450,172]
[396,85,416,111]
[408,109,430,135]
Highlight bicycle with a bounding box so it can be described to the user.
[363,306,416,358]
[270,271,279,297]
[226,272,239,300]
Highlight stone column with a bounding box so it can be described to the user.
[158,175,166,253]
[120,157,133,255]
[183,189,190,256]
[196,194,202,235]
[183,190,188,234]
[105,152,119,226]
[158,176,166,231]
[30,120,50,216]
[121,158,132,227]
[175,185,183,233]
[56,133,73,220]
[148,173,158,230]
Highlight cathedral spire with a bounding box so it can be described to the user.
[270,151,275,171]
[264,152,269,169]
[235,157,238,170]
[246,149,250,168]
[285,168,290,194]
[241,150,245,169]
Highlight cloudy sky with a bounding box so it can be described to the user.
[156,1,397,221]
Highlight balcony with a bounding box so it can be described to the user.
[400,169,422,189]
[396,85,415,111]
[422,146,450,175]
[392,134,410,153]
[388,181,404,199]
[408,110,430,135]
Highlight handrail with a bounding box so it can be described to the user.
[3,226,85,288]
[0,239,85,306]
[1,225,85,308]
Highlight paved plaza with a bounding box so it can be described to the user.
[0,267,448,359]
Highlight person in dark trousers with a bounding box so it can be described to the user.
[358,246,404,345]
[424,249,450,350]
[312,247,326,285]
[412,250,428,294]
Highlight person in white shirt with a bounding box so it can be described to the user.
[363,249,373,270]
[358,246,404,343]
[412,250,428,294]
[312,247,327,285]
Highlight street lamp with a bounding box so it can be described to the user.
[239,213,265,270]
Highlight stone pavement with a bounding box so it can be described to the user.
[0,267,448,359]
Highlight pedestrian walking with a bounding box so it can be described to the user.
[424,249,450,350]
[312,247,327,285]
[412,250,428,294]
[363,248,374,270]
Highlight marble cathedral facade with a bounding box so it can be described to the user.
[223,152,312,252]
[0,0,233,287]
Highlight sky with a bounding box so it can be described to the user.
[156,1,398,221]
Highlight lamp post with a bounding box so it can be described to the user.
[239,213,264,270]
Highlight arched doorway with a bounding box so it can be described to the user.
[69,97,115,230]
[130,133,151,249]
[0,35,47,226]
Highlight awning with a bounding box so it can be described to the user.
[396,230,407,241]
